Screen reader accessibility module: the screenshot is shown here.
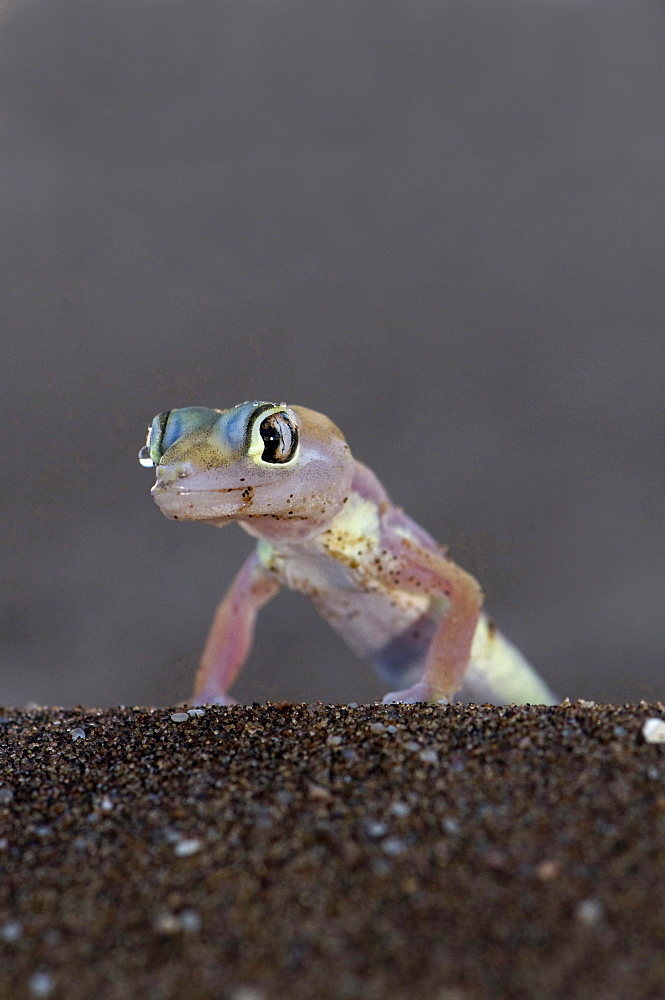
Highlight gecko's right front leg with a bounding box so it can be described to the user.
[191,550,280,705]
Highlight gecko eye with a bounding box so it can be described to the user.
[259,411,298,464]
[138,410,171,467]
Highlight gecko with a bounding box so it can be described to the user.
[139,401,556,706]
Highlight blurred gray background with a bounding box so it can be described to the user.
[1,0,663,707]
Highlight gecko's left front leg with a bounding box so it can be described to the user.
[377,522,483,704]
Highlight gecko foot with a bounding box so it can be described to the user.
[382,681,437,705]
[190,692,238,707]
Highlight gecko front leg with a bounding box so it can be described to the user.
[192,550,280,705]
[378,523,483,704]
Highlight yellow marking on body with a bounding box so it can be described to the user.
[319,493,388,578]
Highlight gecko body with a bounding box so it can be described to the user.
[140,401,556,706]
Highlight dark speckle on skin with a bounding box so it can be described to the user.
[0,701,662,999]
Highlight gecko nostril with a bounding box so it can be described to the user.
[154,468,175,487]
[153,464,190,488]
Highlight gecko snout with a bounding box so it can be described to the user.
[151,464,192,490]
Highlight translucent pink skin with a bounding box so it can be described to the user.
[188,465,481,705]
[149,403,555,706]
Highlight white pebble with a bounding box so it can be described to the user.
[179,909,202,932]
[28,972,54,997]
[170,713,190,723]
[369,722,386,734]
[187,708,206,717]
[575,898,604,925]
[174,838,203,857]
[154,912,180,934]
[70,728,85,741]
[326,735,342,747]
[419,748,439,764]
[642,718,665,744]
[382,836,406,857]
[389,801,411,818]
[99,796,114,812]
[0,921,22,942]
[403,741,421,752]
[366,820,388,838]
[0,787,14,804]
[230,988,266,1000]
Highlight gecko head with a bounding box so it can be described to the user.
[140,401,355,533]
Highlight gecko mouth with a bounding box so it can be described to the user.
[151,481,260,522]
[151,482,261,499]
[170,486,252,495]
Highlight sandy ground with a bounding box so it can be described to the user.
[0,701,664,1000]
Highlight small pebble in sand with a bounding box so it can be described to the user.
[170,713,190,723]
[155,909,202,934]
[154,912,181,934]
[535,859,559,882]
[0,921,22,943]
[28,971,54,997]
[382,837,406,857]
[174,838,203,857]
[307,782,331,800]
[575,898,604,925]
[366,820,388,838]
[230,988,266,1000]
[179,909,202,932]
[70,728,85,741]
[642,718,665,744]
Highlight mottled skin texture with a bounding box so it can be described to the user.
[141,402,556,706]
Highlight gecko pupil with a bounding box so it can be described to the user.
[259,412,298,463]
